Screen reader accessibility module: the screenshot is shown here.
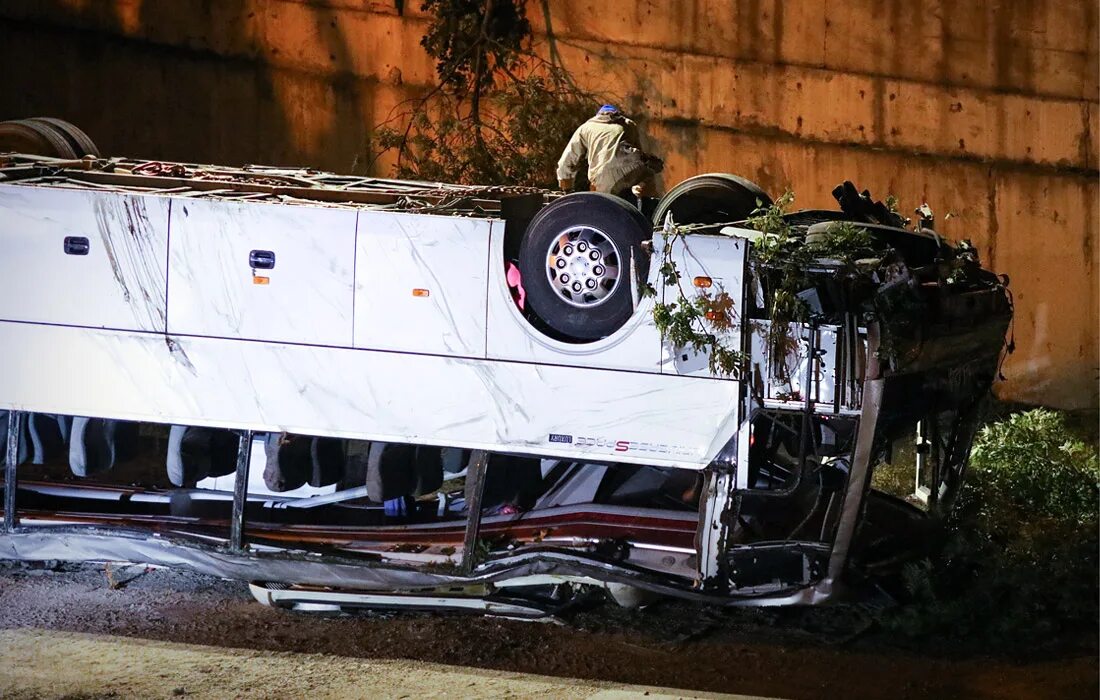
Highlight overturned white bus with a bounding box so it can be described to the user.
[0,120,1011,616]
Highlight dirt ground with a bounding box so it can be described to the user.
[0,562,1095,700]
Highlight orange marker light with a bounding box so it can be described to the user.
[412,288,430,297]
[253,276,270,285]
[693,276,713,288]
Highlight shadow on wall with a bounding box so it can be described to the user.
[2,1,675,187]
[0,1,384,173]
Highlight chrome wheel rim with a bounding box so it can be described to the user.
[544,226,622,308]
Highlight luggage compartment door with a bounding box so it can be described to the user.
[167,199,357,347]
[0,184,170,332]
[353,211,490,357]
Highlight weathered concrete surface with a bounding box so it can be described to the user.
[0,628,757,699]
[0,0,1095,407]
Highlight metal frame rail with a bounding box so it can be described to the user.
[4,410,19,532]
[0,154,552,216]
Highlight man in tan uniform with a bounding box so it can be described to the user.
[556,105,659,201]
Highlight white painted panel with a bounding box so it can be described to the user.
[485,221,663,373]
[0,322,740,470]
[0,184,169,332]
[658,234,748,378]
[353,211,489,356]
[167,199,356,346]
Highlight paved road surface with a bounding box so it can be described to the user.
[0,628,772,700]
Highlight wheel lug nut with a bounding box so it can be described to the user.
[577,242,588,252]
[572,282,582,292]
[560,273,569,283]
[556,258,566,269]
[593,265,604,276]
[585,279,596,289]
[563,245,573,255]
[589,251,600,261]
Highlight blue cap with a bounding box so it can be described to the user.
[597,104,620,114]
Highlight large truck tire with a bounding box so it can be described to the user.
[28,117,101,158]
[518,192,651,341]
[0,119,78,158]
[652,173,771,227]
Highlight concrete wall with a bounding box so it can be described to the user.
[0,0,1095,407]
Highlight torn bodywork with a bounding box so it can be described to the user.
[0,154,1011,612]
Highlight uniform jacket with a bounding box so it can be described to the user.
[556,113,649,194]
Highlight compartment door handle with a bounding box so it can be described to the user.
[64,236,90,256]
[249,250,275,270]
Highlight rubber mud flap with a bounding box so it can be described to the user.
[518,192,651,341]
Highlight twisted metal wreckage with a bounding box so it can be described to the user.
[0,124,1011,616]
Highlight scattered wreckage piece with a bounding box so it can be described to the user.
[0,143,1011,613]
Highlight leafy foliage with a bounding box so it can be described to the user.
[645,226,747,378]
[374,0,596,187]
[419,0,529,98]
[746,193,881,380]
[744,192,805,381]
[969,409,1099,526]
[884,194,900,215]
[882,409,1100,651]
[651,192,888,382]
[744,190,795,263]
[810,221,875,259]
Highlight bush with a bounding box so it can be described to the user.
[882,408,1099,651]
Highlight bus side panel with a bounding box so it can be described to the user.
[0,185,170,333]
[353,211,490,357]
[166,198,357,347]
[0,321,740,470]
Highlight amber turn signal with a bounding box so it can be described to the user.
[693,276,712,288]
[412,288,430,297]
[252,276,270,285]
